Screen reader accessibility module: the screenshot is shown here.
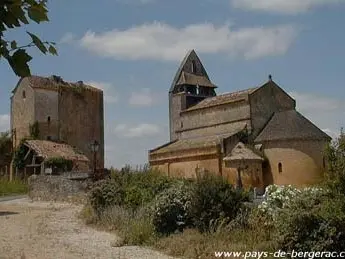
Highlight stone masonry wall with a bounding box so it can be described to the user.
[177,101,251,139]
[262,139,327,187]
[34,88,59,140]
[58,87,104,168]
[28,174,91,202]
[11,78,35,147]
[249,82,296,140]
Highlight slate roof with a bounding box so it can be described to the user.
[24,140,89,162]
[223,142,263,162]
[13,75,102,94]
[176,71,216,88]
[184,87,259,112]
[150,126,245,155]
[170,50,213,93]
[255,110,332,142]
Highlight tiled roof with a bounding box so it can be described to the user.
[150,127,245,155]
[176,71,216,88]
[24,140,89,162]
[224,142,263,162]
[14,75,102,93]
[184,87,259,112]
[255,110,332,142]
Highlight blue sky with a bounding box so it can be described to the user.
[1,0,345,168]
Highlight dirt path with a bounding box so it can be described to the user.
[0,198,176,259]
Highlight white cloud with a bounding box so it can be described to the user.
[59,32,76,44]
[114,123,160,138]
[129,88,157,107]
[289,91,344,139]
[79,22,298,61]
[0,114,10,132]
[289,91,344,113]
[231,0,344,14]
[86,81,118,104]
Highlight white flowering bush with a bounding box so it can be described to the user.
[149,181,193,235]
[258,184,326,223]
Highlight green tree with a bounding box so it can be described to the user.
[0,131,12,164]
[324,128,345,194]
[0,0,57,77]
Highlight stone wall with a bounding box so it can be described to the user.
[34,88,59,140]
[249,82,296,139]
[58,87,104,168]
[28,174,92,202]
[262,139,327,187]
[11,78,35,147]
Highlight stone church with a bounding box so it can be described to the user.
[149,50,331,190]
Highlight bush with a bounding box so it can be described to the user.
[88,170,176,212]
[88,180,125,213]
[189,173,249,232]
[149,181,194,235]
[122,171,174,208]
[258,185,327,224]
[276,197,345,251]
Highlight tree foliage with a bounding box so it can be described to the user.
[0,0,57,77]
[324,128,345,194]
[0,131,12,164]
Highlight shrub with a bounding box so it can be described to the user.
[45,157,73,172]
[88,170,176,212]
[122,171,174,208]
[189,173,248,232]
[88,180,125,213]
[149,181,194,235]
[258,185,326,225]
[276,197,345,251]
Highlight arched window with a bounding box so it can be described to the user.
[323,157,326,169]
[47,116,51,123]
[22,90,26,99]
[278,162,283,173]
[180,121,183,128]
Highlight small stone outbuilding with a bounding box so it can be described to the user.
[15,140,89,179]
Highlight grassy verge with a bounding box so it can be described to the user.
[0,178,28,196]
[80,204,276,259]
[80,204,157,247]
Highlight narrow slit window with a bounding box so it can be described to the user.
[22,90,26,99]
[47,116,51,123]
[278,162,283,173]
[191,60,197,73]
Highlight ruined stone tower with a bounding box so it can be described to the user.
[11,75,104,169]
[169,50,217,141]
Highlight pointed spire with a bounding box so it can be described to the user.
[169,50,215,93]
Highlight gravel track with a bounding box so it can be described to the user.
[0,198,176,259]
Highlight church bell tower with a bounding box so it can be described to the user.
[169,50,217,141]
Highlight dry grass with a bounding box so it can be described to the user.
[154,223,277,259]
[80,204,157,246]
